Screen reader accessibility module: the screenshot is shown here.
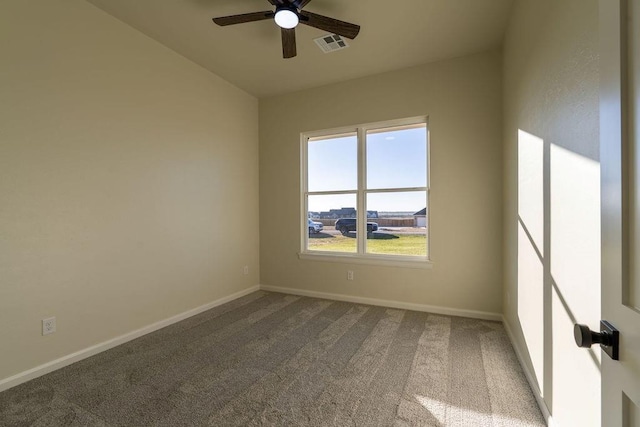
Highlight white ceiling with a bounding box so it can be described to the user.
[86,0,513,98]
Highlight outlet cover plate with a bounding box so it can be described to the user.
[42,317,56,335]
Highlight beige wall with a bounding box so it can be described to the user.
[0,0,259,382]
[502,0,600,425]
[259,51,503,315]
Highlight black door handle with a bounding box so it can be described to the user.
[573,321,619,360]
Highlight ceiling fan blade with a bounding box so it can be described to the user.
[299,11,360,39]
[212,11,274,26]
[292,0,312,9]
[281,28,297,59]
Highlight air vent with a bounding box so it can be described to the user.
[314,34,349,53]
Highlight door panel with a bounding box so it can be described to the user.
[624,393,640,427]
[601,0,640,425]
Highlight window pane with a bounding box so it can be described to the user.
[307,194,357,253]
[308,133,357,192]
[365,191,428,256]
[366,124,427,190]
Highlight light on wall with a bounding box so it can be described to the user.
[274,7,299,29]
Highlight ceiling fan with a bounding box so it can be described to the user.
[212,0,360,59]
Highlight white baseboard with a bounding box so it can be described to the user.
[502,315,554,426]
[0,285,260,393]
[259,284,502,321]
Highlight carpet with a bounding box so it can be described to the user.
[0,291,545,426]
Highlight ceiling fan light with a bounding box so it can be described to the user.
[274,9,299,29]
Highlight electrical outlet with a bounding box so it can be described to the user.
[42,317,56,335]
[347,270,354,281]
[243,266,249,275]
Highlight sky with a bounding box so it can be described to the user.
[307,125,427,212]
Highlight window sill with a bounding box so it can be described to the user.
[298,252,434,269]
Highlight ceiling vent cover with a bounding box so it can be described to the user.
[314,34,349,53]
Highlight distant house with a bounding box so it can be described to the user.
[413,208,427,227]
[329,207,356,218]
[318,207,378,219]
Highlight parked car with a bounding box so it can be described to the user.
[334,218,378,235]
[308,219,324,234]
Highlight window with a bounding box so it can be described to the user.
[301,117,430,266]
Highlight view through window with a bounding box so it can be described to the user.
[303,118,429,260]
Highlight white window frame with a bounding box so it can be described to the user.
[299,116,432,269]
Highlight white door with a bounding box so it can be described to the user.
[600,0,640,425]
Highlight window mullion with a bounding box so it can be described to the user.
[364,187,428,194]
[357,127,367,254]
[307,189,358,197]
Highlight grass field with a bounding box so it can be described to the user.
[308,234,427,256]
